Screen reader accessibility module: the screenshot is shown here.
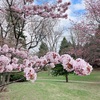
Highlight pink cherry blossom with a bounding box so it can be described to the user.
[49,63,55,68]
[9,47,15,53]
[60,54,75,72]
[26,0,33,3]
[28,55,38,65]
[5,64,13,72]
[40,57,48,67]
[60,54,72,64]
[1,44,9,53]
[23,59,30,67]
[62,59,75,72]
[35,58,41,67]
[24,67,37,83]
[15,49,28,58]
[0,55,10,72]
[11,6,22,13]
[73,58,93,76]
[6,53,12,58]
[11,63,19,70]
[0,55,10,65]
[19,64,26,69]
[85,63,93,75]
[0,64,5,73]
[12,57,19,64]
[57,0,62,4]
[45,52,60,64]
[10,0,70,19]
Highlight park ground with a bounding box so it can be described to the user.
[0,70,100,100]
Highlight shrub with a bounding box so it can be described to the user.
[10,72,26,82]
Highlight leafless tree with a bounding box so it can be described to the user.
[42,18,65,52]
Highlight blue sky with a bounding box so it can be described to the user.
[70,0,85,15]
[35,0,82,4]
[71,0,81,4]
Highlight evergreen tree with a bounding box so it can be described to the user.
[59,37,70,55]
[38,42,48,57]
[51,64,73,82]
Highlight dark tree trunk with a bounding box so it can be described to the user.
[0,74,2,85]
[2,73,6,85]
[0,73,7,92]
[7,73,11,83]
[65,74,68,82]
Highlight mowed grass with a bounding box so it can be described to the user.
[0,70,100,100]
[38,70,100,82]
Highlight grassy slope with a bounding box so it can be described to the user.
[0,71,100,100]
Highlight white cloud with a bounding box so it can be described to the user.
[55,0,86,43]
[60,0,85,25]
[62,0,71,3]
[72,4,85,11]
[71,0,85,11]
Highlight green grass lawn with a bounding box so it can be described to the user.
[38,70,100,82]
[0,70,100,100]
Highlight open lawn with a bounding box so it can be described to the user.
[0,70,100,100]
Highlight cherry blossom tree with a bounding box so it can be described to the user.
[68,18,100,67]
[0,0,94,92]
[0,44,30,91]
[44,52,93,82]
[68,19,91,58]
[85,0,100,24]
[67,0,99,67]
[68,20,100,68]
[0,44,93,92]
[66,0,100,61]
[82,25,100,67]
[0,0,70,48]
[0,0,71,92]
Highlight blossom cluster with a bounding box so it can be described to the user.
[0,44,37,83]
[0,44,93,83]
[10,0,70,19]
[44,52,93,76]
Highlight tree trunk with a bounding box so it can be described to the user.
[0,73,7,92]
[65,74,68,82]
[0,74,2,85]
[2,73,6,85]
[7,73,11,83]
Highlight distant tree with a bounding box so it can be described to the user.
[42,18,65,52]
[38,42,48,57]
[59,37,71,55]
[69,19,100,67]
[85,0,100,24]
[83,25,100,67]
